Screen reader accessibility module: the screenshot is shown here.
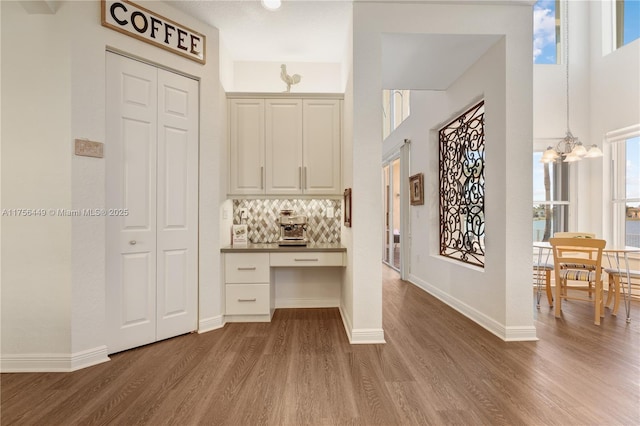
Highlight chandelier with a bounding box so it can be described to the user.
[540,1,602,164]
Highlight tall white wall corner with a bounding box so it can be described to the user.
[198,315,225,333]
[1,346,110,373]
[20,1,59,14]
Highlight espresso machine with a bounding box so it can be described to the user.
[277,210,309,246]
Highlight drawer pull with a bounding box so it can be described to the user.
[294,258,319,262]
[237,267,257,271]
[238,298,257,302]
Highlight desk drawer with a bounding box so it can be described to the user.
[225,284,270,315]
[225,253,270,283]
[270,251,345,267]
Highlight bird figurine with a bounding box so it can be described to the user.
[280,64,301,92]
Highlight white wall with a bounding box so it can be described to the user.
[532,1,640,240]
[589,1,640,242]
[224,61,343,93]
[274,269,342,308]
[356,1,534,341]
[1,1,225,371]
[2,1,73,357]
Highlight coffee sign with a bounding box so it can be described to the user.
[101,0,206,64]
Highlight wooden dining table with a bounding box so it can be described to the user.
[533,241,640,323]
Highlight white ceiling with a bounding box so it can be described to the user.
[167,1,503,90]
[166,0,353,63]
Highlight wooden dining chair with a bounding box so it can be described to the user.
[549,237,606,325]
[553,232,596,238]
[533,258,554,308]
[553,232,597,297]
[604,268,640,316]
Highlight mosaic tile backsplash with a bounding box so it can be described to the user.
[233,199,342,243]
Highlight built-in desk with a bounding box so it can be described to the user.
[221,243,346,322]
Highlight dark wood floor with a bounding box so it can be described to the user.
[2,265,639,425]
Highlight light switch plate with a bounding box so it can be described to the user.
[75,139,103,158]
[327,206,334,218]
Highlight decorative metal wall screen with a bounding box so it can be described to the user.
[439,100,485,267]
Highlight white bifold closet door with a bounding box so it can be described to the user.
[106,52,198,354]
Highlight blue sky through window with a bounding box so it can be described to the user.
[623,0,640,46]
[533,0,557,64]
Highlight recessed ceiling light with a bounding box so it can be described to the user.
[261,0,281,11]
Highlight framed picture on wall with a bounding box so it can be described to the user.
[344,188,352,227]
[409,173,424,205]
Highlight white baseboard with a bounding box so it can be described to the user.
[1,346,110,373]
[338,305,386,344]
[504,326,538,341]
[408,274,538,342]
[275,297,340,309]
[198,315,225,333]
[339,304,353,342]
[350,328,386,344]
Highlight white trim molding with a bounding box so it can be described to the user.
[349,328,386,344]
[339,304,353,342]
[408,274,538,342]
[338,305,386,344]
[198,315,225,333]
[1,346,110,373]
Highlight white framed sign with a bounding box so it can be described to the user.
[101,0,206,64]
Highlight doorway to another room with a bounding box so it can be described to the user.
[383,157,401,271]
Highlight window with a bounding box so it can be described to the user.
[616,0,640,48]
[611,134,640,248]
[439,101,485,267]
[382,89,410,140]
[533,0,560,64]
[533,151,570,242]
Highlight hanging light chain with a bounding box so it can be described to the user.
[539,0,603,163]
[564,0,570,135]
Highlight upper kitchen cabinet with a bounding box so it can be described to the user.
[302,99,341,195]
[228,93,342,196]
[229,98,265,194]
[265,99,303,194]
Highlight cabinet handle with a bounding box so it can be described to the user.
[260,166,264,189]
[304,166,307,189]
[237,267,257,271]
[299,166,302,189]
[294,258,319,262]
[238,298,257,302]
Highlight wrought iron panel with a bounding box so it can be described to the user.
[439,101,485,267]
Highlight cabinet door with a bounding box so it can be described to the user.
[229,99,265,194]
[265,99,303,195]
[303,99,341,195]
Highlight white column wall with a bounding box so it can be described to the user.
[354,2,534,341]
[341,12,356,340]
[351,17,384,341]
